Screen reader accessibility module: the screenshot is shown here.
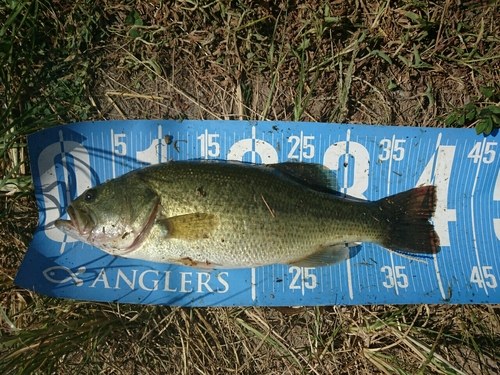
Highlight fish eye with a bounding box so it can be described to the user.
[84,189,98,203]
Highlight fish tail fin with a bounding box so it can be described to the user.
[377,186,440,254]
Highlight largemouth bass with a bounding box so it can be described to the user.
[55,161,440,269]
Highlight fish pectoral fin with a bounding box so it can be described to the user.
[158,213,220,240]
[288,243,351,267]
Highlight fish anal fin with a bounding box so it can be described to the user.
[288,243,351,267]
[158,213,220,240]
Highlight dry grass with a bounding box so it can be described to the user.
[1,0,500,373]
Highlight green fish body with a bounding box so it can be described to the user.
[55,161,440,269]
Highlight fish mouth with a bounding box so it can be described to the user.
[55,205,97,237]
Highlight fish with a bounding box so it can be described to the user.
[55,160,440,269]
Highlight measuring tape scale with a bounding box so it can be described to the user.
[16,120,500,306]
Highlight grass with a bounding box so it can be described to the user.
[1,0,500,373]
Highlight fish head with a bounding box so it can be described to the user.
[55,175,160,255]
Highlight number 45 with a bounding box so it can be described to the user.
[470,266,497,289]
[467,141,497,164]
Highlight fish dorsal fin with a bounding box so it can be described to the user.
[271,162,339,193]
[288,243,352,267]
[158,213,220,240]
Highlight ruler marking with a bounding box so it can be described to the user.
[320,268,324,293]
[403,136,420,293]
[460,139,473,290]
[344,129,354,300]
[372,135,385,294]
[271,131,275,163]
[58,130,70,208]
[101,132,106,178]
[318,133,321,164]
[91,132,96,182]
[299,131,303,163]
[430,134,446,300]
[222,131,225,160]
[414,138,427,293]
[281,131,284,161]
[425,138,437,295]
[386,135,400,296]
[58,130,69,254]
[251,268,256,301]
[110,128,116,178]
[265,267,268,295]
[139,130,143,164]
[376,137,387,291]
[464,138,476,283]
[331,265,337,293]
[205,129,209,159]
[471,139,488,294]
[129,130,133,168]
[456,139,471,293]
[251,126,256,163]
[281,265,285,294]
[363,135,377,294]
[271,265,274,296]
[367,135,375,294]
[386,134,395,193]
[233,131,236,161]
[301,267,305,296]
[157,125,163,162]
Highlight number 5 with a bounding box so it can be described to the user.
[114,133,127,156]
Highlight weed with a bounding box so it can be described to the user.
[443,84,500,134]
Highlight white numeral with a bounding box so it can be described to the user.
[381,266,409,289]
[114,133,127,156]
[288,136,300,159]
[471,266,497,289]
[323,140,369,199]
[287,133,315,160]
[468,141,497,164]
[379,138,405,161]
[198,131,220,158]
[289,267,317,291]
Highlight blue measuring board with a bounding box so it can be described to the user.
[15,120,500,306]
